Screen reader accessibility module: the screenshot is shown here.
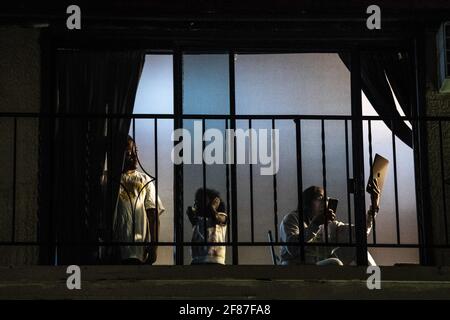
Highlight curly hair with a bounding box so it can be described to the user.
[194,188,226,214]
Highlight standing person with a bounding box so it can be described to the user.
[113,135,165,264]
[186,188,228,265]
[279,179,380,266]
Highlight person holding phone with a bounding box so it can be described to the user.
[279,179,380,266]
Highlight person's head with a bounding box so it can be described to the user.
[302,186,325,220]
[194,188,226,216]
[124,135,138,172]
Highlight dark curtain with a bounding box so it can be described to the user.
[339,51,413,148]
[53,51,145,264]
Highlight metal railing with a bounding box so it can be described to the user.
[0,112,449,265]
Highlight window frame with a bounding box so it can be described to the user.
[37,28,431,266]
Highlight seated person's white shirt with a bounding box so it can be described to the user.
[113,170,165,262]
[328,224,377,266]
[280,211,377,265]
[314,221,377,266]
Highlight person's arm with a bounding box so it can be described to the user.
[210,197,227,226]
[308,208,337,242]
[281,213,321,258]
[186,206,198,226]
[365,207,377,236]
[334,210,376,244]
[144,180,164,265]
[366,177,381,236]
[305,221,322,243]
[214,212,227,226]
[146,208,159,265]
[339,178,381,240]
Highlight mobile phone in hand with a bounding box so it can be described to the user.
[328,198,339,212]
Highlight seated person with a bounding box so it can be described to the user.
[186,188,228,265]
[279,179,380,266]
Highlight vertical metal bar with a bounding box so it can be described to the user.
[272,119,279,242]
[84,118,91,260]
[154,118,159,245]
[267,230,277,265]
[50,114,56,265]
[12,117,17,242]
[412,36,433,265]
[38,31,55,264]
[40,35,58,264]
[439,121,449,245]
[344,120,353,244]
[57,114,68,265]
[295,119,305,262]
[249,119,255,243]
[321,119,328,244]
[351,48,368,265]
[108,111,113,255]
[391,119,401,244]
[225,119,231,244]
[229,52,239,265]
[51,38,58,265]
[173,49,184,265]
[202,118,207,244]
[367,120,376,243]
[42,111,55,264]
[70,119,75,260]
[101,110,108,261]
[132,117,136,243]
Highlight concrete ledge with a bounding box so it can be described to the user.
[1,265,450,299]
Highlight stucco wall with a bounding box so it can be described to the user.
[0,26,40,265]
[425,29,450,265]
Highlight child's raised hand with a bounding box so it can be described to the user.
[211,197,221,212]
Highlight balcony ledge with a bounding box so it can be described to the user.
[1,265,450,299]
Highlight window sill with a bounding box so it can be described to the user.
[1,265,450,299]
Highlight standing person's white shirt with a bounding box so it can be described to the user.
[113,170,165,262]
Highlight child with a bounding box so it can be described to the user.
[186,188,228,265]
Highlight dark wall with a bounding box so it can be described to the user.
[0,26,40,265]
[425,26,450,265]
